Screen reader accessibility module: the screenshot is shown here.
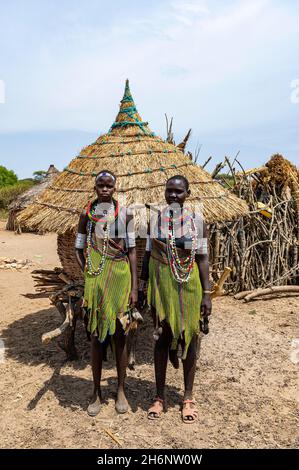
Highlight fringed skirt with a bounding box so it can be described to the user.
[147,239,202,359]
[83,239,131,343]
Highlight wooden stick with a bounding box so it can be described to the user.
[225,156,237,185]
[234,290,253,300]
[177,128,192,152]
[193,143,202,164]
[211,267,232,299]
[103,429,122,446]
[58,273,72,284]
[202,156,212,169]
[211,162,226,179]
[236,166,268,177]
[244,286,299,302]
[41,303,73,344]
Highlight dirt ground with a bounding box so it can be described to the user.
[0,220,298,449]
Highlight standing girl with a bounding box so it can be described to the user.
[139,175,212,423]
[75,170,138,416]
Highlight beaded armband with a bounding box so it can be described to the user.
[75,233,87,249]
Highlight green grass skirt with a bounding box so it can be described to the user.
[83,245,131,343]
[147,239,202,359]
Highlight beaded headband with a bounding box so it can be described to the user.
[96,171,116,182]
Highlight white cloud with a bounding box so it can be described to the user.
[173,14,193,26]
[0,0,298,139]
[172,1,210,15]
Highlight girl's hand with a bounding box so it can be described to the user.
[201,293,212,318]
[129,289,138,308]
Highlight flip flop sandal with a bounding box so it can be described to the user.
[147,398,164,420]
[181,399,198,424]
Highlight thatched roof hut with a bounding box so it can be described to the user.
[18,81,248,280]
[19,80,248,233]
[7,164,59,232]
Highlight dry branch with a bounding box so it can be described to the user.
[234,290,253,300]
[41,303,73,344]
[103,429,122,446]
[244,286,299,302]
[211,267,232,299]
[209,154,299,293]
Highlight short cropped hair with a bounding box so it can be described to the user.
[166,174,189,190]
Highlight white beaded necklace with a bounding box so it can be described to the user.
[86,202,115,276]
[166,210,197,283]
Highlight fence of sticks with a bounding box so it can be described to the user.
[207,153,299,294]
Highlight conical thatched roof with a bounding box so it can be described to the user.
[7,164,60,232]
[8,164,60,212]
[18,80,248,234]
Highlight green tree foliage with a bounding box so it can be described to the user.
[0,165,18,187]
[214,173,236,188]
[0,180,36,209]
[33,170,47,182]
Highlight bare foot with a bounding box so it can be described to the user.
[87,393,102,417]
[115,389,129,414]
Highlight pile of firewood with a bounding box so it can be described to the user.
[209,154,299,293]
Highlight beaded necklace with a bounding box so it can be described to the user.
[161,206,193,224]
[86,200,119,223]
[86,200,118,276]
[166,208,197,283]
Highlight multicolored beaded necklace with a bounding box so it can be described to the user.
[166,208,197,283]
[86,200,119,223]
[86,200,119,276]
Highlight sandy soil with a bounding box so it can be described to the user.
[0,220,298,449]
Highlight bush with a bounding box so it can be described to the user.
[0,209,8,220]
[33,170,47,181]
[0,180,36,209]
[0,165,18,187]
[214,173,236,188]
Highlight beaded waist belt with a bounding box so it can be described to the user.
[91,235,128,261]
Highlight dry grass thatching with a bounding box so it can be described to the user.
[18,80,248,234]
[7,165,60,232]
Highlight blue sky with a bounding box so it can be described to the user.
[0,0,298,178]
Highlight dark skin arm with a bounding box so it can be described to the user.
[140,251,151,282]
[137,252,150,309]
[139,222,151,282]
[138,224,151,309]
[195,222,212,318]
[75,212,88,272]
